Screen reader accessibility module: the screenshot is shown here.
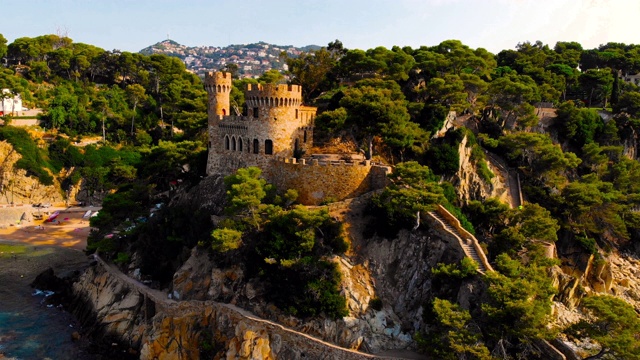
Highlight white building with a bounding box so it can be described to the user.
[0,89,22,116]
[618,71,640,85]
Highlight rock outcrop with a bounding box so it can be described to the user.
[0,141,63,207]
[72,257,412,360]
[454,135,514,206]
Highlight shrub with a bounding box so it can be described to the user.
[432,257,478,279]
[369,297,383,311]
[211,228,242,252]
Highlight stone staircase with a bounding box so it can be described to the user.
[427,206,493,274]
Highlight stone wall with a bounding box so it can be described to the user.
[265,158,391,205]
[206,72,316,178]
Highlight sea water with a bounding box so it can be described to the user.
[0,271,96,359]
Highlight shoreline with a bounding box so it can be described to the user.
[0,207,97,359]
[0,206,96,250]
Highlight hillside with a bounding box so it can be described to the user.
[139,39,320,78]
[4,33,640,359]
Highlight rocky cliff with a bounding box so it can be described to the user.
[454,134,513,205]
[72,257,415,360]
[0,141,64,207]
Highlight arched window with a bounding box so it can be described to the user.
[253,139,259,154]
[294,138,299,152]
[222,108,226,116]
[265,140,273,155]
[217,85,221,92]
[303,130,307,143]
[224,135,229,150]
[295,109,299,119]
[232,136,236,151]
[238,137,243,152]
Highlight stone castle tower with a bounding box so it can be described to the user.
[204,71,390,205]
[205,71,316,177]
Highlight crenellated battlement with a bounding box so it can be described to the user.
[274,156,375,167]
[205,71,391,204]
[245,83,302,108]
[204,71,232,85]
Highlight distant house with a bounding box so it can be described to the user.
[620,71,640,86]
[0,89,22,116]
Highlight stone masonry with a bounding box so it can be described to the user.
[204,72,390,205]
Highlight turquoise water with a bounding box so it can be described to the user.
[0,290,95,360]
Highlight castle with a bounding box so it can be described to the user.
[205,71,390,205]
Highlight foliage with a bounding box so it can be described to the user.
[218,168,348,319]
[568,295,640,359]
[211,228,242,252]
[432,257,478,279]
[418,298,493,360]
[0,126,54,185]
[371,162,445,234]
[499,132,581,187]
[482,254,557,341]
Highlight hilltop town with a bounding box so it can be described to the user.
[140,39,320,78]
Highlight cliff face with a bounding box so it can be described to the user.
[0,141,64,207]
[453,135,515,206]
[72,258,417,360]
[168,195,483,354]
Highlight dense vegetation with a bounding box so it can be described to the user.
[2,32,640,357]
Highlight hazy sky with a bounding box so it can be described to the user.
[5,0,638,54]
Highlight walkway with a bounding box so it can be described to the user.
[484,150,523,209]
[92,255,413,360]
[426,206,493,274]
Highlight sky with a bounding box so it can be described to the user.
[4,0,639,54]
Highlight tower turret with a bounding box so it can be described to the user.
[204,71,232,123]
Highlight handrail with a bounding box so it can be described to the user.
[429,205,494,273]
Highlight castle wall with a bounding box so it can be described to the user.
[204,71,390,205]
[264,158,391,205]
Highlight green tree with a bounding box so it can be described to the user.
[211,228,243,252]
[556,101,603,149]
[499,132,581,187]
[257,69,284,84]
[419,298,493,360]
[613,91,640,117]
[0,33,7,60]
[482,254,557,341]
[286,46,339,101]
[339,79,411,159]
[125,83,147,135]
[371,161,445,231]
[568,295,640,359]
[223,167,269,227]
[580,68,614,108]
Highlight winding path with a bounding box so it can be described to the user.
[484,150,523,209]
[92,255,416,360]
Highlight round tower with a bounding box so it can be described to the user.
[204,71,232,123]
[244,83,306,156]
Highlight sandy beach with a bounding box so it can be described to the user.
[0,207,98,359]
[0,206,96,250]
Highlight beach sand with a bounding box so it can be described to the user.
[0,208,97,359]
[0,207,95,250]
[0,207,94,306]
